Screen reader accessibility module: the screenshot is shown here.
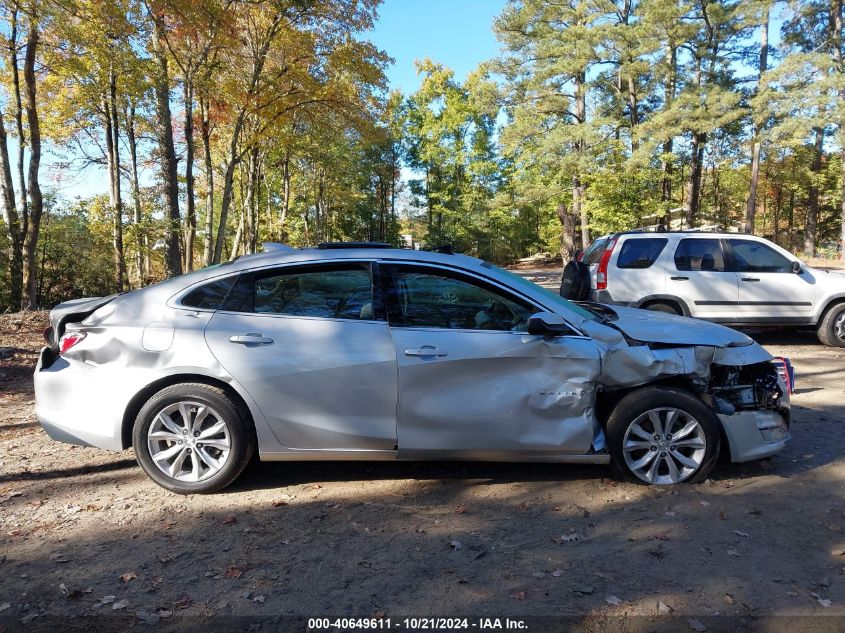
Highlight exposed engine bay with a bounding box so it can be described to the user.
[706,362,785,415]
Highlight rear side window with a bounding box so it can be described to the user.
[222,264,375,320]
[581,238,609,265]
[181,276,236,309]
[616,238,667,269]
[729,239,792,273]
[674,239,726,272]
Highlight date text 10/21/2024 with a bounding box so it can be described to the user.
[307,618,528,630]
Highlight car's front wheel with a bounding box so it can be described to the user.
[133,383,255,494]
[607,387,720,485]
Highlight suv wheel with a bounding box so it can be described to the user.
[817,303,845,348]
[133,383,255,494]
[643,301,681,316]
[607,387,720,485]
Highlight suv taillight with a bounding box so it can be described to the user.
[596,238,617,290]
[59,332,86,355]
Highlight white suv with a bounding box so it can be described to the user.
[561,231,845,347]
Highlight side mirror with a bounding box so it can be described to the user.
[791,260,801,274]
[527,312,573,337]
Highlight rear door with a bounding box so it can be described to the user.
[727,238,816,321]
[666,238,739,319]
[609,236,669,303]
[381,262,602,457]
[205,261,398,451]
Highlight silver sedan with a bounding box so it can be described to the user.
[34,243,790,493]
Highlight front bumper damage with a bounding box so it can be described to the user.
[581,317,791,463]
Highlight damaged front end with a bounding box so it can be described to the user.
[580,306,791,464]
[705,361,790,462]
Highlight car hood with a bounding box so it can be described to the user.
[607,306,754,348]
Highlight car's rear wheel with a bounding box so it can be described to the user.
[817,302,845,348]
[133,383,255,494]
[607,387,720,485]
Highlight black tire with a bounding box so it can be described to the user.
[606,387,721,485]
[642,301,681,316]
[560,261,590,300]
[817,302,845,347]
[133,383,255,494]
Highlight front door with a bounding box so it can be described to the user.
[205,261,398,451]
[380,263,602,457]
[726,238,817,322]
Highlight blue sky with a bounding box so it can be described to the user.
[369,0,507,94]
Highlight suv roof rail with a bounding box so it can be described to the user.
[316,241,392,249]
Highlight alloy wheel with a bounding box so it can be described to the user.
[835,312,845,342]
[622,407,707,484]
[147,401,231,483]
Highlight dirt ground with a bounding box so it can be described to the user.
[1,301,845,632]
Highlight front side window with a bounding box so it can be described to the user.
[222,264,375,320]
[384,265,534,331]
[674,239,726,272]
[616,238,668,269]
[729,239,792,273]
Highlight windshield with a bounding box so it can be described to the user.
[483,263,598,322]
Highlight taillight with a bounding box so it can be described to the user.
[596,238,617,290]
[59,332,86,355]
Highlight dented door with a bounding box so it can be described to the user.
[381,263,602,456]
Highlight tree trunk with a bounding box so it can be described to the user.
[7,6,28,232]
[805,127,824,258]
[151,19,182,278]
[745,7,769,234]
[183,77,196,272]
[833,0,845,262]
[126,103,146,285]
[0,110,22,308]
[686,132,706,227]
[200,96,215,266]
[20,9,41,310]
[557,202,577,260]
[574,70,589,247]
[105,66,126,293]
[661,46,677,204]
[280,150,290,242]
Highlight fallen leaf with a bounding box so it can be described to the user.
[253,595,265,604]
[454,505,467,514]
[687,617,707,631]
[221,515,237,525]
[573,585,594,595]
[0,602,10,612]
[725,593,735,605]
[174,594,192,610]
[112,600,129,611]
[658,601,674,614]
[733,530,750,538]
[554,532,580,544]
[511,591,525,601]
[719,511,727,521]
[727,549,741,557]
[20,613,38,624]
[120,572,137,583]
[156,609,173,618]
[271,500,289,507]
[551,570,563,577]
[225,567,244,579]
[605,595,622,605]
[700,501,711,507]
[449,540,463,550]
[95,595,116,608]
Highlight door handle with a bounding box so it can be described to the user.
[404,345,448,358]
[229,333,274,345]
[670,276,689,281]
[741,277,760,282]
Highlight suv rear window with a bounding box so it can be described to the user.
[674,238,726,272]
[581,238,609,265]
[616,238,667,269]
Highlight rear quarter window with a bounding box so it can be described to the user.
[181,276,237,309]
[616,238,668,269]
[581,238,609,265]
